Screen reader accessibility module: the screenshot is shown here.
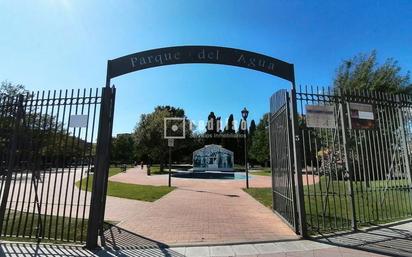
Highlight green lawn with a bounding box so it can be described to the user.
[149,164,170,175]
[304,177,412,233]
[2,166,169,244]
[1,209,87,243]
[76,167,175,202]
[244,188,272,208]
[244,176,412,235]
[250,168,271,176]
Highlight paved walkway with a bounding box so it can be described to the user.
[4,220,410,256]
[104,166,298,245]
[4,167,91,218]
[0,239,391,256]
[316,220,412,257]
[96,222,395,256]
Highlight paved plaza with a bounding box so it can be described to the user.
[104,166,297,245]
[2,220,411,256]
[2,167,411,256]
[0,238,398,256]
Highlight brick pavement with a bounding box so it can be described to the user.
[104,166,298,245]
[0,240,392,256]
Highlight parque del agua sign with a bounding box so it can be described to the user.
[85,46,296,248]
[105,46,295,86]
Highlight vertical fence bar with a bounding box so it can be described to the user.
[397,95,412,198]
[339,90,357,230]
[0,95,23,235]
[22,92,39,239]
[80,88,99,242]
[54,89,69,240]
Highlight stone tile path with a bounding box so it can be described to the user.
[316,220,412,257]
[104,166,298,245]
[0,240,391,256]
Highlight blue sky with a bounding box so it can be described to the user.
[1,0,411,135]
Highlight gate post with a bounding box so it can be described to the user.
[339,89,357,231]
[97,86,116,240]
[0,95,24,236]
[86,87,115,249]
[290,88,307,237]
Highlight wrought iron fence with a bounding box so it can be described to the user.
[0,88,103,243]
[295,86,412,234]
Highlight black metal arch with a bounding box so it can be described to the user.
[105,45,295,87]
[89,45,296,249]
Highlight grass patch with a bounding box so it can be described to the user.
[244,176,412,235]
[250,168,271,176]
[108,167,124,177]
[101,182,174,202]
[149,164,170,175]
[244,188,272,208]
[0,210,87,243]
[76,167,175,202]
[1,168,134,244]
[304,177,412,234]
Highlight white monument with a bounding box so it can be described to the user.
[192,144,234,172]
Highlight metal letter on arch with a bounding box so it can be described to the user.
[105,45,295,87]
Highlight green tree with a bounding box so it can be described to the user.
[0,81,88,170]
[334,50,411,93]
[224,114,235,134]
[205,111,221,145]
[323,51,412,180]
[248,119,257,164]
[0,80,28,97]
[111,133,135,164]
[221,114,236,154]
[249,120,256,136]
[249,114,270,166]
[133,105,193,171]
[235,118,247,165]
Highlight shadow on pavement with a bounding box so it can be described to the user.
[0,242,94,257]
[179,188,240,198]
[314,220,412,257]
[96,222,185,257]
[0,223,185,257]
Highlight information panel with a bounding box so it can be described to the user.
[349,103,375,129]
[306,105,336,128]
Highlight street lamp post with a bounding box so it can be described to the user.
[241,107,249,189]
[168,138,174,187]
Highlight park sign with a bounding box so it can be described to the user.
[69,114,88,128]
[106,46,295,84]
[348,103,375,129]
[306,105,336,128]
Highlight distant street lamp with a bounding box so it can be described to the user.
[241,107,249,189]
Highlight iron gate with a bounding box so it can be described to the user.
[0,87,115,244]
[270,87,412,236]
[295,86,412,234]
[269,90,299,232]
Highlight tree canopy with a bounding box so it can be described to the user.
[0,80,28,97]
[133,105,197,169]
[111,133,135,164]
[249,114,269,166]
[333,50,411,94]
